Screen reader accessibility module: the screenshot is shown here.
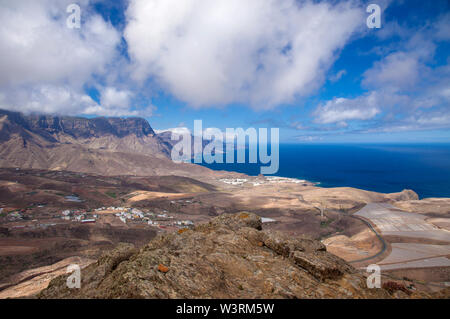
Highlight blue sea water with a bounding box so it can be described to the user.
[199,144,450,199]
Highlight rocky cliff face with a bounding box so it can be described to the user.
[27,115,156,139]
[38,212,422,299]
[0,109,156,140]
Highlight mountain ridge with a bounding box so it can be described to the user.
[0,109,213,177]
[0,109,157,140]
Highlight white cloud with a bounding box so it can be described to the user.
[365,111,450,133]
[329,69,347,83]
[433,13,450,41]
[0,84,154,118]
[0,1,120,87]
[81,104,155,118]
[100,87,133,110]
[362,52,421,90]
[124,0,363,108]
[154,127,192,136]
[0,0,126,116]
[0,85,97,115]
[313,15,450,133]
[290,121,306,130]
[155,127,240,143]
[296,135,324,142]
[314,93,381,125]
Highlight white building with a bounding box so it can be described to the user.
[62,210,71,216]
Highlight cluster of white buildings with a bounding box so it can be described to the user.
[174,220,194,226]
[219,176,309,187]
[171,200,193,204]
[95,206,127,212]
[114,208,146,224]
[110,207,176,225]
[265,176,308,184]
[251,176,309,186]
[219,178,248,186]
[57,205,195,230]
[60,210,97,223]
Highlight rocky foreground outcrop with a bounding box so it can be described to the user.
[38,213,423,299]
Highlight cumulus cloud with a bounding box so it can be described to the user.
[0,0,132,116]
[362,52,421,90]
[313,93,381,125]
[0,1,119,88]
[154,127,192,135]
[100,87,133,109]
[0,85,97,115]
[0,84,154,117]
[313,12,450,133]
[124,0,364,108]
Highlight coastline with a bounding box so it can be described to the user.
[200,143,450,198]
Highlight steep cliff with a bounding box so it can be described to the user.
[0,109,208,177]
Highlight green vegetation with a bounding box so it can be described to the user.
[320,218,334,228]
[105,191,117,199]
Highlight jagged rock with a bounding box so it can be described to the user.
[38,213,412,299]
[291,251,353,281]
[94,243,137,277]
[262,230,326,258]
[197,211,262,232]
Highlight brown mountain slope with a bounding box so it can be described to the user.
[38,212,431,299]
[0,109,212,177]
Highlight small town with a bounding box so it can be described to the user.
[0,204,196,232]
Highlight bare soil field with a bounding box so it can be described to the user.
[347,202,450,289]
[355,203,450,242]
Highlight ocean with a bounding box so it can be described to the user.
[199,144,450,199]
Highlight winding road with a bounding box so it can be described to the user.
[347,212,387,264]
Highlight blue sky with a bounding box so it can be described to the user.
[0,0,449,143]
